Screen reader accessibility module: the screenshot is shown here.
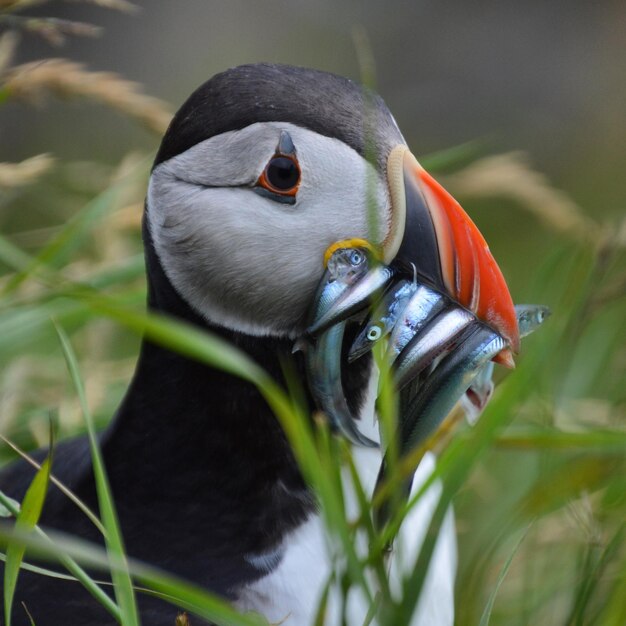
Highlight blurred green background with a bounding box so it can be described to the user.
[3,0,626,299]
[1,1,625,625]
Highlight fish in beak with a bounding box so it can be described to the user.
[384,146,520,366]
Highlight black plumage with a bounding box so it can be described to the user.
[154,63,403,170]
[0,63,382,625]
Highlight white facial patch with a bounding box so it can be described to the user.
[148,122,393,336]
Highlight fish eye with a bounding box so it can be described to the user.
[367,326,382,341]
[350,250,365,265]
[257,155,301,196]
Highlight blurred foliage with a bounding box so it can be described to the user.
[0,3,625,625]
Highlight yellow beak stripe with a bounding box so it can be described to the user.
[323,238,381,267]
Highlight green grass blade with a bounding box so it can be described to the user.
[311,421,375,606]
[55,323,140,626]
[420,140,488,172]
[67,289,266,385]
[0,232,33,275]
[3,456,51,626]
[0,494,20,518]
[384,487,451,626]
[493,428,626,451]
[1,550,89,582]
[343,447,391,604]
[0,524,267,626]
[478,525,532,626]
[568,523,625,626]
[0,490,121,621]
[592,523,626,626]
[312,573,333,626]
[21,603,36,626]
[0,435,106,536]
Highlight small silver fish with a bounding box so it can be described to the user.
[348,278,418,362]
[515,304,551,338]
[461,304,551,424]
[304,248,378,447]
[393,307,476,391]
[307,264,395,336]
[309,248,369,319]
[386,285,447,361]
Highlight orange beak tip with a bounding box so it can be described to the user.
[494,348,516,369]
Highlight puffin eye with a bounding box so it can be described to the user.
[256,155,301,200]
[266,156,300,191]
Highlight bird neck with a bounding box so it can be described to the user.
[104,322,308,497]
[99,223,314,541]
[96,325,314,584]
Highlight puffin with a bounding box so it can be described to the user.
[0,63,517,626]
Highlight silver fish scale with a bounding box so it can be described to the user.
[387,285,447,360]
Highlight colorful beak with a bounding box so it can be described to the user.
[384,146,520,365]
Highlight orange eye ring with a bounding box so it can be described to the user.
[256,154,301,197]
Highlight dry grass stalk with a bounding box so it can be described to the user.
[0,0,55,11]
[0,153,54,188]
[0,30,18,76]
[109,150,148,190]
[100,151,149,213]
[0,0,137,13]
[175,613,191,626]
[0,0,38,10]
[67,0,139,13]
[92,152,148,260]
[108,201,142,232]
[445,152,599,242]
[5,16,102,46]
[5,58,173,134]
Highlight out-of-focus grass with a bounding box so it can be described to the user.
[1,4,625,625]
[3,436,50,626]
[452,237,626,626]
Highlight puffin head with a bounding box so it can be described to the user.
[146,63,518,355]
